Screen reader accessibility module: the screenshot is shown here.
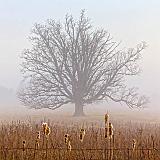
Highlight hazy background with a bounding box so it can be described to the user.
[0,0,160,121]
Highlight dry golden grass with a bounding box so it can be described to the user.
[0,118,160,160]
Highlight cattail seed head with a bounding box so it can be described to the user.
[105,113,109,125]
[37,131,40,140]
[42,122,51,137]
[105,127,108,138]
[22,140,26,151]
[35,131,40,149]
[68,141,72,152]
[64,134,69,144]
[109,122,113,139]
[64,134,71,151]
[42,122,48,135]
[104,113,109,138]
[46,127,51,136]
[80,128,85,142]
[132,139,136,151]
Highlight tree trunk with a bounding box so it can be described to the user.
[73,101,85,116]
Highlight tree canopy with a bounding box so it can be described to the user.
[18,11,148,116]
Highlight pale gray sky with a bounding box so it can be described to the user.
[0,0,160,108]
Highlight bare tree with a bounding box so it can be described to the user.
[18,11,148,116]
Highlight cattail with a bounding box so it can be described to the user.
[105,113,109,138]
[42,122,48,135]
[42,122,51,137]
[68,141,72,152]
[22,140,26,151]
[132,139,136,151]
[109,122,113,139]
[64,134,71,151]
[105,113,109,125]
[79,128,85,142]
[64,134,69,144]
[35,131,40,149]
[45,127,51,136]
[37,131,40,140]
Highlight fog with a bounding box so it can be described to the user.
[0,0,160,121]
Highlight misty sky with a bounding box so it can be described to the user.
[0,0,160,108]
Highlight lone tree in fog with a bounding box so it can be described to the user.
[18,10,148,116]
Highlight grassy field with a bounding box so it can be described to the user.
[0,113,160,160]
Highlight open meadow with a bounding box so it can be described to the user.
[0,107,160,160]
